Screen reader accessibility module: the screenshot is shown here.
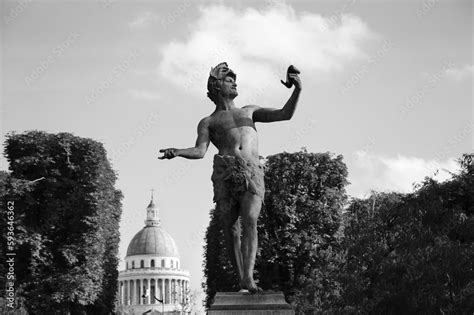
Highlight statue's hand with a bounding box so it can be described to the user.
[280,65,301,89]
[158,148,177,159]
[290,72,302,90]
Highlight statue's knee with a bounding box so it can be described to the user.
[249,220,258,230]
[242,212,258,226]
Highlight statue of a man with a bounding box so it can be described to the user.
[159,62,301,293]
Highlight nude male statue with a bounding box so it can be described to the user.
[159,62,301,293]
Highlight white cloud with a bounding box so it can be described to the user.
[128,12,154,28]
[158,3,372,105]
[348,152,460,198]
[128,89,161,101]
[445,64,473,81]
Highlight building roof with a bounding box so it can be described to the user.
[125,193,180,257]
[126,225,180,257]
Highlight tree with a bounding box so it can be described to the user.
[341,154,474,314]
[0,131,123,314]
[203,150,349,312]
[258,151,348,313]
[341,192,407,314]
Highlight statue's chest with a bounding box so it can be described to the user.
[209,112,255,140]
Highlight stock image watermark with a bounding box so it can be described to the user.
[99,0,115,9]
[323,0,357,32]
[243,62,291,106]
[282,117,318,152]
[5,201,16,309]
[109,111,159,162]
[85,50,140,105]
[353,137,376,160]
[161,0,191,29]
[416,0,439,17]
[163,160,193,187]
[4,0,32,26]
[24,32,80,87]
[425,120,473,174]
[340,39,394,94]
[400,60,454,115]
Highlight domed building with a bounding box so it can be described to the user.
[117,195,191,314]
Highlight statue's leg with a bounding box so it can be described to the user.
[239,191,262,293]
[218,200,244,283]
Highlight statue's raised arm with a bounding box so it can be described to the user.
[249,65,302,123]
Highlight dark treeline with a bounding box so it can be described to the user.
[0,131,122,314]
[203,151,473,314]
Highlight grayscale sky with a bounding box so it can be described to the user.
[1,0,472,310]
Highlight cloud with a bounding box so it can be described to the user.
[348,152,460,198]
[128,89,161,101]
[129,12,154,28]
[158,3,373,105]
[445,64,473,81]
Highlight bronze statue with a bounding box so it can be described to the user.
[159,62,301,293]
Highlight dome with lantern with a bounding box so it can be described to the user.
[126,198,180,258]
[117,192,191,314]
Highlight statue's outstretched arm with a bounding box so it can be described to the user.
[159,117,210,160]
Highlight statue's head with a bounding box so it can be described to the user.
[207,62,237,104]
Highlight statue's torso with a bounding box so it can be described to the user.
[208,107,259,161]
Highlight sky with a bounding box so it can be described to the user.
[1,0,472,311]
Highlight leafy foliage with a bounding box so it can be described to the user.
[341,154,474,314]
[258,151,348,313]
[203,151,473,314]
[0,131,122,314]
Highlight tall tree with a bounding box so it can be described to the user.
[0,131,122,314]
[342,154,474,314]
[258,151,348,313]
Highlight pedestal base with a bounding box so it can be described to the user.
[208,291,294,315]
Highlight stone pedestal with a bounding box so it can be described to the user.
[208,291,294,315]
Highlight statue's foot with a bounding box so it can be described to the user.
[240,277,262,294]
[249,286,263,294]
